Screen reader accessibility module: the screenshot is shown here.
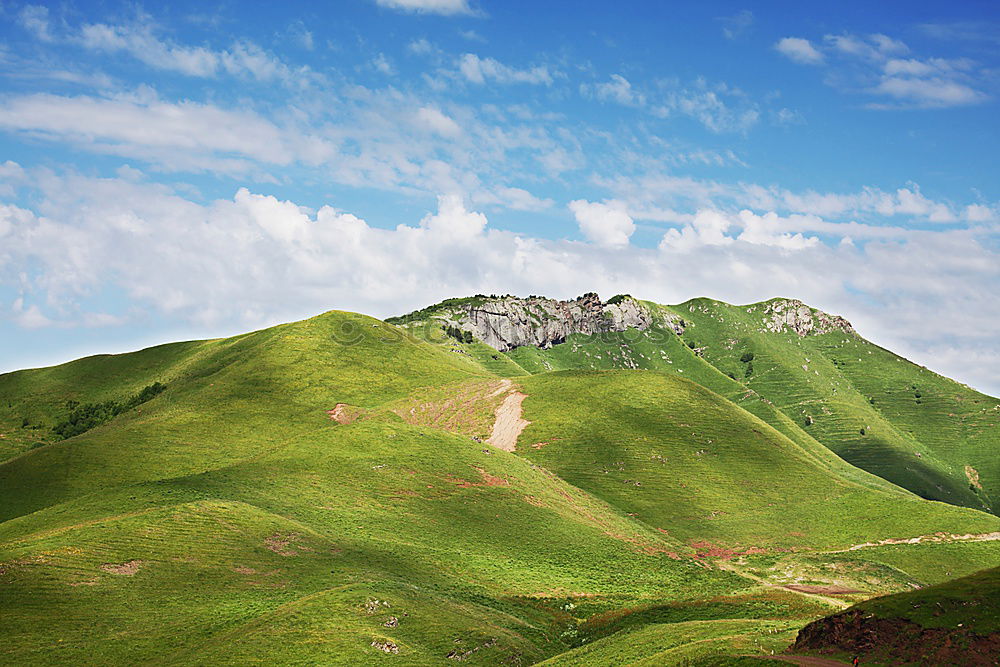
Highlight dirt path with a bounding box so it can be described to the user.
[764,655,849,666]
[486,378,513,398]
[834,530,1000,554]
[487,391,530,452]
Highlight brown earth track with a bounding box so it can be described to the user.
[487,391,530,452]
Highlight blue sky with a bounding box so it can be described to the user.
[1,0,999,394]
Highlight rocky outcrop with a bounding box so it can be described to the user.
[444,293,681,352]
[761,299,854,337]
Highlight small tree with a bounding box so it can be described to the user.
[740,351,755,363]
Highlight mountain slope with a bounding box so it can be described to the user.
[1,298,998,664]
[394,293,997,515]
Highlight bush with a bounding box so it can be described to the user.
[52,382,166,440]
[744,363,753,378]
[740,352,755,363]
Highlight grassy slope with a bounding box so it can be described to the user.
[675,297,997,513]
[2,303,998,664]
[516,370,997,552]
[487,296,997,515]
[0,311,751,665]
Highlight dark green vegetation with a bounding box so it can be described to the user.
[1,294,998,665]
[52,381,166,440]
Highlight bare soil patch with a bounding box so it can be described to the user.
[327,404,360,424]
[101,560,143,575]
[265,533,300,556]
[487,392,530,452]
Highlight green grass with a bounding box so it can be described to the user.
[2,299,998,665]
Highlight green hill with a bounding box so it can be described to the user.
[1,297,998,665]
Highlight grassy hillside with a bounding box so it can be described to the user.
[792,566,1000,665]
[1,301,998,665]
[419,294,998,515]
[674,297,997,513]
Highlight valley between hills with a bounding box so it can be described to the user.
[1,293,997,665]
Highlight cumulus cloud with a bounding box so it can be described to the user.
[660,209,733,250]
[568,199,635,247]
[374,0,474,15]
[1,172,998,395]
[775,37,824,65]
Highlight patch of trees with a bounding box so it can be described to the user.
[443,325,474,344]
[52,382,166,440]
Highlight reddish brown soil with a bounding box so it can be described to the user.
[793,609,1000,666]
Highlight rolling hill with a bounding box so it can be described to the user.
[1,293,998,665]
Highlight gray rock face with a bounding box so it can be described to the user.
[762,299,854,336]
[446,294,681,352]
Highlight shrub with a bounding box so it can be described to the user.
[744,363,753,378]
[740,352,755,363]
[52,382,166,440]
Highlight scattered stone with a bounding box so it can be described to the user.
[371,639,399,654]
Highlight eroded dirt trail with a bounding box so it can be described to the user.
[487,391,530,452]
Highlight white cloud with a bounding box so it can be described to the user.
[407,38,437,55]
[17,5,52,42]
[872,77,987,108]
[779,31,989,109]
[414,106,462,137]
[417,194,487,238]
[659,209,734,250]
[495,187,553,212]
[0,93,331,172]
[582,74,645,107]
[775,37,824,65]
[373,53,395,74]
[375,0,474,15]
[1,174,998,395]
[736,210,819,249]
[17,13,317,87]
[458,54,553,85]
[568,199,635,247]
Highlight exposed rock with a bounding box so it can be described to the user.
[762,299,854,337]
[439,293,682,352]
[371,639,399,654]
